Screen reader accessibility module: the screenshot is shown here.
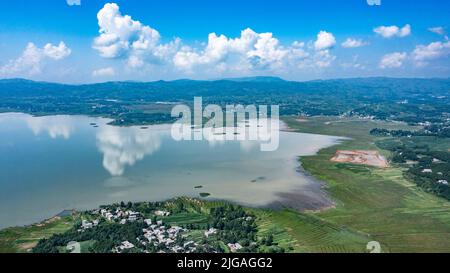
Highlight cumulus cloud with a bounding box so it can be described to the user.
[93,3,175,68]
[92,3,337,77]
[0,42,71,76]
[43,42,72,60]
[314,31,336,51]
[173,29,337,73]
[307,50,336,68]
[412,41,450,66]
[341,38,368,48]
[379,52,407,69]
[374,24,411,38]
[173,28,289,72]
[66,0,81,6]
[92,67,116,77]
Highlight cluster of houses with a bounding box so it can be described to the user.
[77,208,143,233]
[81,207,246,253]
[139,218,199,253]
[78,219,99,232]
[97,208,143,224]
[420,168,449,186]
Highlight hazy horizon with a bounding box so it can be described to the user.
[1,75,450,86]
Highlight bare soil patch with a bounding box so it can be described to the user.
[331,150,389,168]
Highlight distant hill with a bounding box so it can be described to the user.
[219,76,287,83]
[0,77,449,125]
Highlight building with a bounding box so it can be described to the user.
[438,180,449,185]
[81,220,93,229]
[114,241,135,253]
[227,243,243,253]
[154,210,171,217]
[204,228,217,237]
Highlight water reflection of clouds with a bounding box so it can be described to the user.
[25,115,74,139]
[96,126,165,176]
[96,120,277,176]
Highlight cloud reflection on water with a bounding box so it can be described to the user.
[96,126,165,176]
[25,115,74,139]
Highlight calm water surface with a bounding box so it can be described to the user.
[0,113,342,228]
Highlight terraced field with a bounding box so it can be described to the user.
[256,209,373,253]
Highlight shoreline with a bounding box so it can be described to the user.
[269,161,336,212]
[0,115,342,230]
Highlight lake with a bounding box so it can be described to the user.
[0,113,342,229]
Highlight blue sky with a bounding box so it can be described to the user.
[0,0,449,83]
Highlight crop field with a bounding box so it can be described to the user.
[255,209,372,253]
[284,116,450,253]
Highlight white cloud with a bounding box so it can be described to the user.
[314,31,336,51]
[311,50,336,68]
[412,41,450,66]
[173,28,289,71]
[341,38,368,48]
[0,42,71,76]
[93,67,116,77]
[66,0,81,6]
[428,27,446,36]
[379,52,407,69]
[92,4,337,77]
[43,42,72,60]
[374,24,411,38]
[93,3,175,67]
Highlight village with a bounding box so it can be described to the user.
[75,206,237,253]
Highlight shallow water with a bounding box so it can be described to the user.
[0,113,342,228]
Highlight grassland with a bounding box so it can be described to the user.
[283,116,450,253]
[0,216,76,253]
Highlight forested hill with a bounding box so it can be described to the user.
[0,77,449,125]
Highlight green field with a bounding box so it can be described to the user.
[255,209,373,253]
[283,116,450,253]
[0,216,76,253]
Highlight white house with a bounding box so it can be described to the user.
[438,180,449,185]
[154,210,171,217]
[204,228,217,237]
[227,243,243,253]
[118,241,135,250]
